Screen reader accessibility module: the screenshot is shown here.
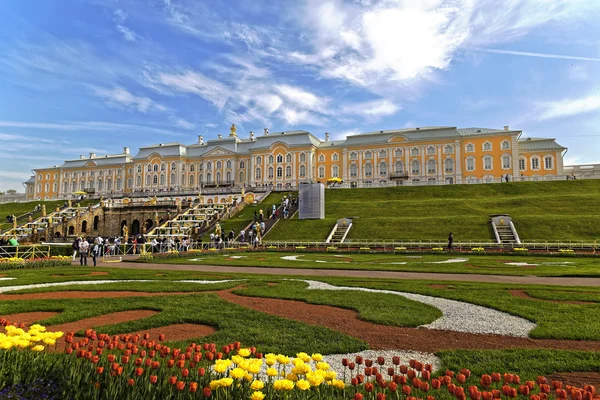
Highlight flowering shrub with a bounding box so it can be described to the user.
[471,248,485,252]
[327,247,338,251]
[2,321,599,400]
[395,247,407,251]
[431,247,444,252]
[558,249,575,254]
[0,256,71,270]
[359,247,370,251]
[513,248,529,252]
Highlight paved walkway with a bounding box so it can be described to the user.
[97,260,600,287]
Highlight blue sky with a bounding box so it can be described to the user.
[1,0,599,191]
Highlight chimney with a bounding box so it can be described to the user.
[325,132,330,142]
[249,131,255,141]
[89,152,96,159]
[504,125,509,131]
[123,147,130,154]
[218,134,223,139]
[80,155,85,159]
[198,135,204,145]
[264,128,269,136]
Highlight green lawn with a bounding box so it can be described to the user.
[142,251,600,277]
[0,199,97,232]
[267,180,600,241]
[218,191,296,235]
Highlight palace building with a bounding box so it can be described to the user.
[23,125,567,200]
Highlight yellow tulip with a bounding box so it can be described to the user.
[265,357,276,367]
[276,354,290,365]
[311,353,323,362]
[238,348,251,357]
[331,379,345,389]
[273,379,294,391]
[43,338,56,346]
[209,380,221,390]
[306,371,325,387]
[250,380,265,391]
[31,345,45,352]
[220,378,233,387]
[296,379,311,391]
[266,368,278,377]
[230,368,245,379]
[250,391,265,400]
[286,372,298,382]
[316,362,330,371]
[325,371,337,381]
[296,352,311,363]
[214,363,228,374]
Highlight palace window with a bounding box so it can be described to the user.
[332,153,339,161]
[286,154,292,163]
[256,156,262,164]
[444,158,454,173]
[427,146,436,155]
[52,183,57,192]
[216,161,222,169]
[395,161,404,174]
[501,140,510,150]
[299,165,306,177]
[332,165,339,178]
[286,166,292,177]
[364,163,372,177]
[427,159,436,174]
[116,179,121,190]
[268,155,274,164]
[444,145,454,154]
[483,141,492,151]
[207,162,212,170]
[97,180,102,191]
[171,162,176,171]
[411,147,420,156]
[127,178,132,189]
[277,154,283,163]
[466,157,475,172]
[483,155,493,170]
[137,166,142,174]
[90,171,95,177]
[81,172,86,177]
[170,173,176,184]
[411,160,420,175]
[153,175,158,185]
[161,163,166,171]
[268,167,274,179]
[531,156,540,170]
[72,181,77,192]
[502,155,511,169]
[107,179,112,190]
[189,175,194,186]
[216,172,221,182]
[379,150,387,158]
[146,175,151,185]
[519,158,526,171]
[182,164,187,172]
[128,168,133,174]
[349,152,357,161]
[153,164,159,172]
[206,173,212,183]
[117,169,122,175]
[226,171,231,182]
[299,153,306,162]
[226,160,232,169]
[160,174,165,185]
[350,164,357,178]
[136,176,141,186]
[239,171,244,182]
[98,171,102,177]
[544,155,553,170]
[45,183,49,192]
[63,182,68,192]
[394,148,402,158]
[318,166,325,179]
[318,154,325,162]
[364,151,372,160]
[379,162,387,177]
[147,165,152,172]
[465,143,474,153]
[239,160,245,169]
[190,164,195,172]
[277,166,283,178]
[198,175,203,184]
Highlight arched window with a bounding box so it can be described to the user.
[181,173,185,185]
[466,157,475,172]
[239,171,244,182]
[364,151,372,160]
[318,166,325,179]
[137,165,142,173]
[332,165,339,177]
[268,167,274,178]
[483,155,493,170]
[80,181,85,190]
[483,141,492,151]
[116,179,121,190]
[171,162,176,170]
[299,165,306,177]
[198,174,203,184]
[146,175,151,185]
[52,183,57,192]
[216,160,222,169]
[332,153,339,161]
[299,153,306,162]
[411,160,420,174]
[277,154,283,163]
[502,155,511,169]
[182,164,186,172]
[256,156,262,164]
[189,175,194,186]
[465,143,474,152]
[153,164,159,172]
[160,174,165,185]
[286,154,292,163]
[444,158,454,173]
[318,154,325,162]
[276,166,283,178]
[226,171,231,182]
[206,172,212,183]
[207,162,212,170]
[395,161,404,173]
[216,171,221,182]
[268,155,274,164]
[226,160,231,169]
[444,145,454,154]
[107,179,112,190]
[364,163,372,177]
[255,168,261,179]
[127,178,132,189]
[63,182,68,192]
[161,163,166,171]
[97,179,103,191]
[136,176,141,186]
[394,148,402,158]
[501,140,510,150]
[71,181,76,192]
[190,164,195,172]
[427,146,436,155]
[239,160,245,169]
[153,175,158,185]
[349,152,357,160]
[170,173,176,184]
[350,164,357,177]
[379,162,387,176]
[285,166,292,177]
[427,159,436,174]
[411,147,420,156]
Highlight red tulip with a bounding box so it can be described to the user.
[492,390,501,398]
[552,381,563,390]
[96,366,104,375]
[176,381,185,391]
[342,358,348,367]
[356,355,363,365]
[365,359,373,368]
[446,370,455,378]
[408,370,417,379]
[400,365,409,374]
[376,393,386,400]
[365,382,374,392]
[91,355,99,364]
[432,379,441,389]
[457,374,467,384]
[182,368,189,377]
[420,382,430,392]
[377,356,385,366]
[422,370,431,380]
[158,334,166,341]
[379,379,387,389]
[402,385,412,395]
[203,387,212,397]
[349,362,356,370]
[150,375,158,384]
[169,376,177,385]
[481,375,492,388]
[389,382,398,392]
[482,392,493,400]
[491,373,501,382]
[392,356,401,365]
[460,369,472,379]
[354,394,363,400]
[530,395,540,400]
[190,382,198,393]
[388,367,395,377]
[536,376,547,385]
[135,368,143,377]
[127,378,135,386]
[351,378,358,386]
[519,386,531,396]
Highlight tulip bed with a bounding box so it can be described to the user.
[1,321,599,400]
[0,256,71,270]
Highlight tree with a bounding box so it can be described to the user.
[6,189,17,194]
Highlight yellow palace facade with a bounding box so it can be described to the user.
[24,125,567,200]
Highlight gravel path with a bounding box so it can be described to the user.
[301,280,536,337]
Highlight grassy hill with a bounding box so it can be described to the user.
[0,199,96,232]
[266,180,600,242]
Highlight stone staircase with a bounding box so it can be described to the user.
[490,214,521,245]
[326,218,353,244]
[146,203,232,240]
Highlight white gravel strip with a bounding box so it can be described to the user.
[0,277,16,281]
[300,280,536,338]
[427,258,469,264]
[0,280,239,294]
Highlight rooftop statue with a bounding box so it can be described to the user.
[230,124,237,137]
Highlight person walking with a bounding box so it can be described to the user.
[79,237,90,266]
[72,237,81,262]
[91,239,99,267]
[447,232,454,251]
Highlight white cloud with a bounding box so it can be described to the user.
[535,95,600,120]
[470,48,600,62]
[275,85,325,111]
[91,86,162,113]
[116,25,138,42]
[0,171,31,180]
[174,118,195,129]
[0,120,184,136]
[341,99,401,119]
[226,23,263,48]
[331,128,361,140]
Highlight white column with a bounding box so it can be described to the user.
[342,150,348,181]
[455,140,462,183]
[437,145,443,181]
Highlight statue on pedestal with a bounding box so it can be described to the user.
[42,205,46,217]
[122,225,129,239]
[229,124,237,137]
[215,222,222,237]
